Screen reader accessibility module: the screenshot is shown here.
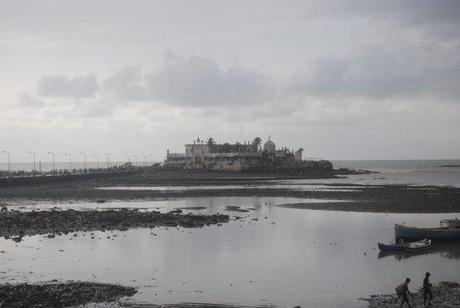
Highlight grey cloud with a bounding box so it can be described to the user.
[290,55,348,97]
[27,45,460,115]
[102,66,147,103]
[37,74,100,98]
[310,0,460,40]
[289,45,460,101]
[146,54,274,106]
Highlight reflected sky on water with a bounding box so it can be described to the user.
[1,197,459,307]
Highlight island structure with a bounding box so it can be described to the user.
[164,137,334,177]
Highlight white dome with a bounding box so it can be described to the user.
[263,138,276,152]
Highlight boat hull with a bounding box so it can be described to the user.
[395,224,460,239]
[378,242,407,252]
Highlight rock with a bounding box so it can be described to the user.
[0,281,136,307]
[364,281,460,307]
[12,236,22,243]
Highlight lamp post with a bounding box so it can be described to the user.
[104,153,110,169]
[80,152,86,170]
[2,150,10,173]
[132,154,137,166]
[142,154,147,167]
[27,150,36,173]
[48,152,55,173]
[93,154,99,169]
[65,153,72,171]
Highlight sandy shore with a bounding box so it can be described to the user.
[0,281,136,307]
[363,281,460,307]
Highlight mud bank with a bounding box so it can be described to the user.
[363,281,460,307]
[0,209,229,240]
[2,183,460,213]
[0,281,136,307]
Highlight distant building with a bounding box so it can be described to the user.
[165,137,304,172]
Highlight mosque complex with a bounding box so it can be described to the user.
[164,137,328,174]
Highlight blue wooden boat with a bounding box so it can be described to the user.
[395,219,460,240]
[378,242,408,252]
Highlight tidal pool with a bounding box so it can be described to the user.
[1,197,459,307]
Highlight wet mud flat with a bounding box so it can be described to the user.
[2,180,460,213]
[0,281,136,307]
[363,281,460,307]
[0,209,229,240]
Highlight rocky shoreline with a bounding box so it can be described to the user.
[0,209,229,241]
[362,281,460,307]
[0,281,136,307]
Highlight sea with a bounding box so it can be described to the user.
[1,160,460,307]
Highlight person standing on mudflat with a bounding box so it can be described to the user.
[396,278,413,308]
[423,272,433,306]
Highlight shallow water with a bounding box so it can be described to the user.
[1,197,460,307]
[6,196,347,212]
[96,184,361,192]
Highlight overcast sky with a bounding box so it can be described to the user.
[1,0,460,162]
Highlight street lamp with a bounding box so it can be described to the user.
[48,151,55,173]
[27,150,36,172]
[93,154,99,169]
[141,154,147,167]
[80,152,86,170]
[2,150,10,173]
[132,154,137,166]
[104,153,110,169]
[65,153,72,171]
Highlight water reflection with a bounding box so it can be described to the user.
[378,240,460,260]
[2,198,459,308]
[96,184,362,192]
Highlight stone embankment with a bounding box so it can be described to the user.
[0,281,136,307]
[363,281,460,307]
[0,208,229,241]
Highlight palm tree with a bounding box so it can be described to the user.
[207,138,215,146]
[252,137,262,151]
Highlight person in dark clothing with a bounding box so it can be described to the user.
[423,272,433,306]
[396,278,413,308]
